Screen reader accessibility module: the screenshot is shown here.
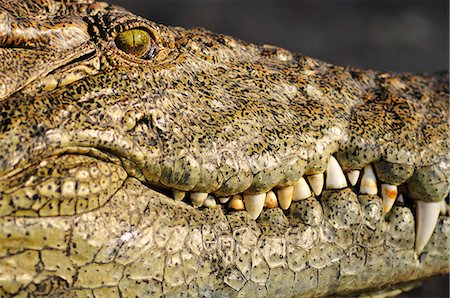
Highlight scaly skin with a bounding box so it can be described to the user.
[0,1,448,297]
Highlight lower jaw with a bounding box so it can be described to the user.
[1,177,448,297]
[149,180,450,296]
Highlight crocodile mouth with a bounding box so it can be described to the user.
[2,130,448,257]
[153,153,450,255]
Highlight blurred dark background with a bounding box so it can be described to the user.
[108,0,448,73]
[109,0,449,297]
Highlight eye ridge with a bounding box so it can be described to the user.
[115,28,157,60]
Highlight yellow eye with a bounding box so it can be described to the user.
[115,28,156,59]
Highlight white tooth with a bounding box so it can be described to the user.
[243,193,266,220]
[190,192,208,207]
[440,200,447,215]
[277,186,294,210]
[203,196,217,208]
[229,194,245,211]
[218,196,231,204]
[325,156,348,189]
[173,190,186,201]
[347,170,360,186]
[397,193,405,204]
[264,191,278,209]
[415,200,441,254]
[360,164,377,195]
[293,177,311,201]
[307,173,324,196]
[381,184,398,213]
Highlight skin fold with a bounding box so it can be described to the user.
[0,1,448,297]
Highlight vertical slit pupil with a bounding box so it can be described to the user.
[115,28,154,59]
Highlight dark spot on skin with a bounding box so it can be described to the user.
[0,117,11,133]
[30,124,45,138]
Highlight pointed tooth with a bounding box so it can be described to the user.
[440,200,447,215]
[277,186,294,210]
[397,193,405,204]
[243,193,265,220]
[325,156,348,189]
[381,184,398,213]
[307,173,324,196]
[347,170,360,186]
[190,192,208,207]
[293,177,312,201]
[360,164,378,195]
[264,191,278,209]
[203,195,217,208]
[173,190,186,201]
[218,196,231,204]
[229,194,245,211]
[415,200,441,254]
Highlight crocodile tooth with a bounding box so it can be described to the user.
[229,194,245,211]
[190,192,208,207]
[243,193,265,220]
[293,177,311,201]
[203,195,217,208]
[415,200,441,253]
[397,193,405,204]
[218,196,231,204]
[381,184,398,213]
[347,170,360,186]
[277,186,294,210]
[360,164,377,195]
[264,191,278,208]
[307,173,324,196]
[173,190,186,201]
[325,156,348,189]
[440,200,447,215]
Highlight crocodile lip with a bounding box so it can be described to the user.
[21,126,449,256]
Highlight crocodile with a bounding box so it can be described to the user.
[0,0,449,297]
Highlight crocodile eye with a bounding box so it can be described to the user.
[115,28,157,59]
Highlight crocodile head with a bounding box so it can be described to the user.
[0,1,448,297]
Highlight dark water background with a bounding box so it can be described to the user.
[109,0,449,296]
